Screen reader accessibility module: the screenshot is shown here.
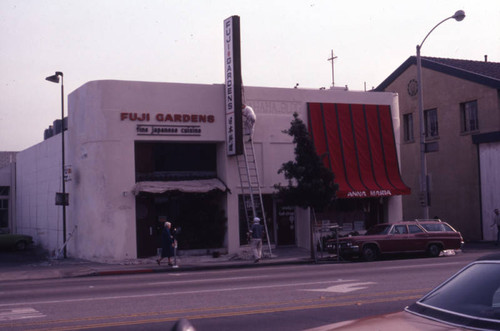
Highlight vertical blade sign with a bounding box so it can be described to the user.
[224,16,243,156]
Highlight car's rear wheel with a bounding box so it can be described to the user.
[427,244,442,257]
[15,240,27,251]
[362,246,378,261]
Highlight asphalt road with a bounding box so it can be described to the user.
[0,249,492,331]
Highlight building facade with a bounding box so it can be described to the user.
[376,56,500,241]
[0,152,16,231]
[13,80,408,261]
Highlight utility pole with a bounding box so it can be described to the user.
[327,50,338,87]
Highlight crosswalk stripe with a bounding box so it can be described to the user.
[0,308,45,321]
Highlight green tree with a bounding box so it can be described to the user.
[274,112,338,258]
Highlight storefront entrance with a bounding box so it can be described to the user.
[135,191,226,258]
[276,203,296,246]
[134,141,224,258]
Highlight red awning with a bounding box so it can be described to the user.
[308,103,410,198]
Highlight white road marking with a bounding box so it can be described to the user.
[303,282,376,293]
[0,279,357,307]
[0,308,45,321]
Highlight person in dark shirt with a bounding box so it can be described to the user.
[157,221,174,266]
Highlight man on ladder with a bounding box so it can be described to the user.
[242,104,256,142]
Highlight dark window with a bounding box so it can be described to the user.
[460,100,479,133]
[135,142,217,181]
[420,223,454,232]
[0,186,9,196]
[403,113,414,142]
[0,187,9,228]
[392,225,408,234]
[0,199,8,228]
[424,108,439,138]
[409,224,424,234]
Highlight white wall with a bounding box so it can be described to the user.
[479,141,500,240]
[15,133,65,254]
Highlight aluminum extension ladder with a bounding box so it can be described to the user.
[236,139,272,257]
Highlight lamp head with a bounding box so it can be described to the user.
[453,10,465,22]
[45,71,63,83]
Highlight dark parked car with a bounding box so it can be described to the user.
[325,220,463,261]
[306,255,500,330]
[0,228,34,251]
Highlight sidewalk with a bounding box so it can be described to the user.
[0,242,497,282]
[0,247,313,282]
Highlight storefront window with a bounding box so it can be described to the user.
[135,142,217,181]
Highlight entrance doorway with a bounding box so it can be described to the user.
[275,203,296,246]
[134,141,223,257]
[135,191,226,258]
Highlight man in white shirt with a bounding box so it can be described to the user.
[242,104,256,142]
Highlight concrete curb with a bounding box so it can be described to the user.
[88,258,315,277]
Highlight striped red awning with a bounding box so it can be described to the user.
[308,103,410,198]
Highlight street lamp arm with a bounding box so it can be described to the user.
[418,10,465,49]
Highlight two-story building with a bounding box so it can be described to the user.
[376,56,500,241]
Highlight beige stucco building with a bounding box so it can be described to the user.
[376,56,500,241]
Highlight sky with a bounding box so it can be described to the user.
[1,0,499,151]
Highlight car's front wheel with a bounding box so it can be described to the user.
[427,244,442,257]
[362,245,379,262]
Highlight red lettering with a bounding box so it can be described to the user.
[156,113,164,121]
[174,114,182,122]
[120,113,128,121]
[191,115,198,123]
[165,114,174,122]
[208,115,215,123]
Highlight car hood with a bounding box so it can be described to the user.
[304,311,460,330]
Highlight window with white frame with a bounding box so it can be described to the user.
[424,108,439,139]
[460,100,479,133]
[403,113,414,142]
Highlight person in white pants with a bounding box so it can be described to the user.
[250,217,263,262]
[242,104,256,142]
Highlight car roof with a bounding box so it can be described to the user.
[374,220,448,226]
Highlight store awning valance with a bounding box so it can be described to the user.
[132,178,228,195]
[308,103,411,199]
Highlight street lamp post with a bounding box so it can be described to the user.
[416,10,465,220]
[45,71,67,258]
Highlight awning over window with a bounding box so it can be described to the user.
[132,178,228,196]
[308,103,411,198]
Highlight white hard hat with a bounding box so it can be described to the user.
[253,217,260,223]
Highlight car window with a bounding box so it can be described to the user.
[416,263,500,319]
[442,224,455,232]
[420,223,446,232]
[408,225,424,234]
[365,225,391,235]
[391,225,408,234]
